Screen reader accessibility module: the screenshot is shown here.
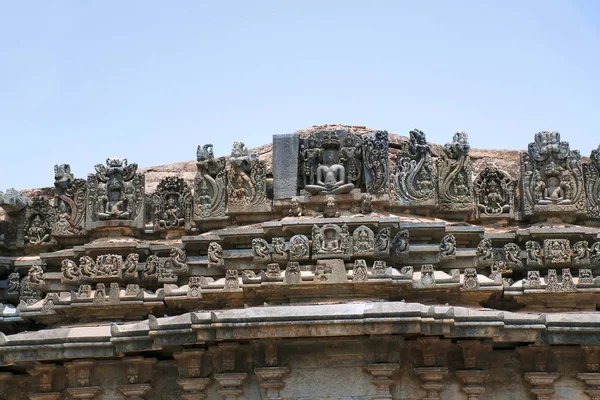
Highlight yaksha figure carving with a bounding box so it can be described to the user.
[392,129,435,207]
[87,158,145,227]
[227,142,268,207]
[520,131,585,217]
[194,144,227,220]
[304,131,355,195]
[22,192,56,246]
[52,164,87,236]
[338,134,363,188]
[437,131,473,212]
[474,167,514,218]
[153,176,191,231]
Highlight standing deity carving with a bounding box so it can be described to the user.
[437,131,473,213]
[52,164,87,237]
[352,225,374,257]
[474,167,514,218]
[312,224,352,259]
[152,176,192,231]
[227,142,268,207]
[339,134,363,188]
[87,158,145,228]
[362,130,389,195]
[392,129,435,206]
[194,144,227,221]
[520,132,585,218]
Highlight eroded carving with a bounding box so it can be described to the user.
[437,131,473,212]
[352,259,368,282]
[153,177,191,231]
[194,144,227,220]
[543,239,571,265]
[374,228,390,259]
[474,166,513,218]
[573,241,591,266]
[391,229,409,259]
[439,234,456,262]
[463,268,479,290]
[227,142,267,207]
[22,192,56,246]
[362,130,389,195]
[353,225,374,257]
[392,129,435,206]
[252,238,271,264]
[525,241,543,267]
[289,234,310,261]
[52,164,87,236]
[208,242,225,267]
[271,237,288,262]
[476,238,494,266]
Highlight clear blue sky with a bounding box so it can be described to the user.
[1,1,599,190]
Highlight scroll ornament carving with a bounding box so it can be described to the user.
[194,144,227,220]
[152,176,191,231]
[474,166,513,217]
[124,253,139,278]
[6,272,20,299]
[167,247,188,275]
[271,237,288,262]
[20,265,45,305]
[392,129,435,206]
[439,234,457,261]
[362,130,389,195]
[143,255,159,279]
[476,238,494,266]
[52,164,87,236]
[573,241,591,266]
[227,142,267,206]
[520,131,586,216]
[88,158,144,222]
[391,229,409,259]
[208,242,225,267]
[437,131,473,211]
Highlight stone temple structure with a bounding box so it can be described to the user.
[2,125,600,399]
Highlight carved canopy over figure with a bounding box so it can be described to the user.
[153,176,191,231]
[474,167,514,218]
[392,129,436,206]
[437,131,473,213]
[87,158,145,226]
[303,131,355,195]
[520,131,585,217]
[194,144,227,220]
[22,192,56,246]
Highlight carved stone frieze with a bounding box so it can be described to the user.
[520,131,586,218]
[289,234,309,261]
[543,239,571,265]
[52,164,87,237]
[353,225,374,257]
[362,130,389,195]
[437,131,473,213]
[391,229,409,260]
[194,144,227,221]
[152,176,191,231]
[87,158,145,229]
[391,129,435,207]
[208,241,225,268]
[526,241,543,268]
[21,192,56,246]
[312,224,351,259]
[227,142,267,208]
[439,234,456,262]
[476,238,493,266]
[474,166,514,219]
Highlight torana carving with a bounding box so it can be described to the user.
[87,158,145,228]
[152,176,191,231]
[474,167,514,218]
[437,131,473,212]
[208,242,225,268]
[21,192,56,246]
[353,225,374,257]
[520,131,585,217]
[227,142,267,207]
[52,164,87,237]
[194,144,227,221]
[362,130,389,195]
[392,129,435,207]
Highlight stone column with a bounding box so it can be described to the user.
[414,367,448,400]
[455,370,488,400]
[64,360,101,399]
[27,364,62,400]
[524,372,559,400]
[214,373,248,400]
[0,373,13,400]
[364,364,399,400]
[117,357,157,400]
[255,367,289,400]
[174,349,211,400]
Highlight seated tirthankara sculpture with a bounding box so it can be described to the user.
[304,131,355,195]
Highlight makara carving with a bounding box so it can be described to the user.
[392,129,435,206]
[194,144,227,220]
[437,131,473,212]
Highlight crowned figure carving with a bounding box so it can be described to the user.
[87,158,145,228]
[392,129,436,207]
[584,144,600,218]
[437,131,473,213]
[227,142,268,207]
[52,164,87,237]
[302,131,355,195]
[520,131,585,218]
[153,176,192,231]
[194,144,227,221]
[474,167,514,219]
[21,191,56,247]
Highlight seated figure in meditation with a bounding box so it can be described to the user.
[98,182,130,219]
[538,176,571,205]
[304,149,355,195]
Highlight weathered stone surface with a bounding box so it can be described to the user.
[273,134,300,199]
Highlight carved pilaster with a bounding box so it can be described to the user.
[27,363,62,400]
[455,370,488,400]
[413,367,448,400]
[578,373,600,400]
[524,372,559,400]
[117,357,157,399]
[174,350,210,400]
[214,373,247,400]
[64,360,101,399]
[364,363,399,400]
[255,367,290,400]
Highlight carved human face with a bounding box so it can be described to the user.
[322,149,337,165]
[167,195,177,207]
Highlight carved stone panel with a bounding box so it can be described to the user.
[437,131,474,213]
[585,145,600,219]
[391,129,436,207]
[227,142,268,209]
[525,241,543,268]
[289,234,310,261]
[194,144,227,222]
[152,176,192,231]
[352,225,374,257]
[573,241,591,266]
[362,130,389,195]
[520,131,586,218]
[312,224,351,260]
[52,164,87,237]
[86,158,145,229]
[439,234,457,262]
[476,238,494,266]
[374,228,391,259]
[20,192,56,247]
[543,239,571,265]
[271,237,288,262]
[474,167,514,219]
[252,238,271,264]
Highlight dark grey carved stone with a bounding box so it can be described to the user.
[476,238,494,266]
[520,131,586,218]
[20,192,56,246]
[362,130,389,196]
[543,239,571,265]
[474,167,514,219]
[312,224,351,260]
[208,242,225,268]
[437,131,473,213]
[352,225,374,257]
[227,142,268,208]
[525,241,543,268]
[340,134,364,189]
[573,241,591,266]
[194,144,227,221]
[391,229,409,259]
[6,272,20,301]
[301,131,356,195]
[273,134,300,199]
[87,158,145,229]
[439,234,456,262]
[289,234,310,261]
[52,164,87,237]
[374,228,391,259]
[579,268,594,284]
[391,129,435,207]
[152,177,192,231]
[584,145,600,218]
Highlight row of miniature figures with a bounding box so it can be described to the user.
[2,130,600,247]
